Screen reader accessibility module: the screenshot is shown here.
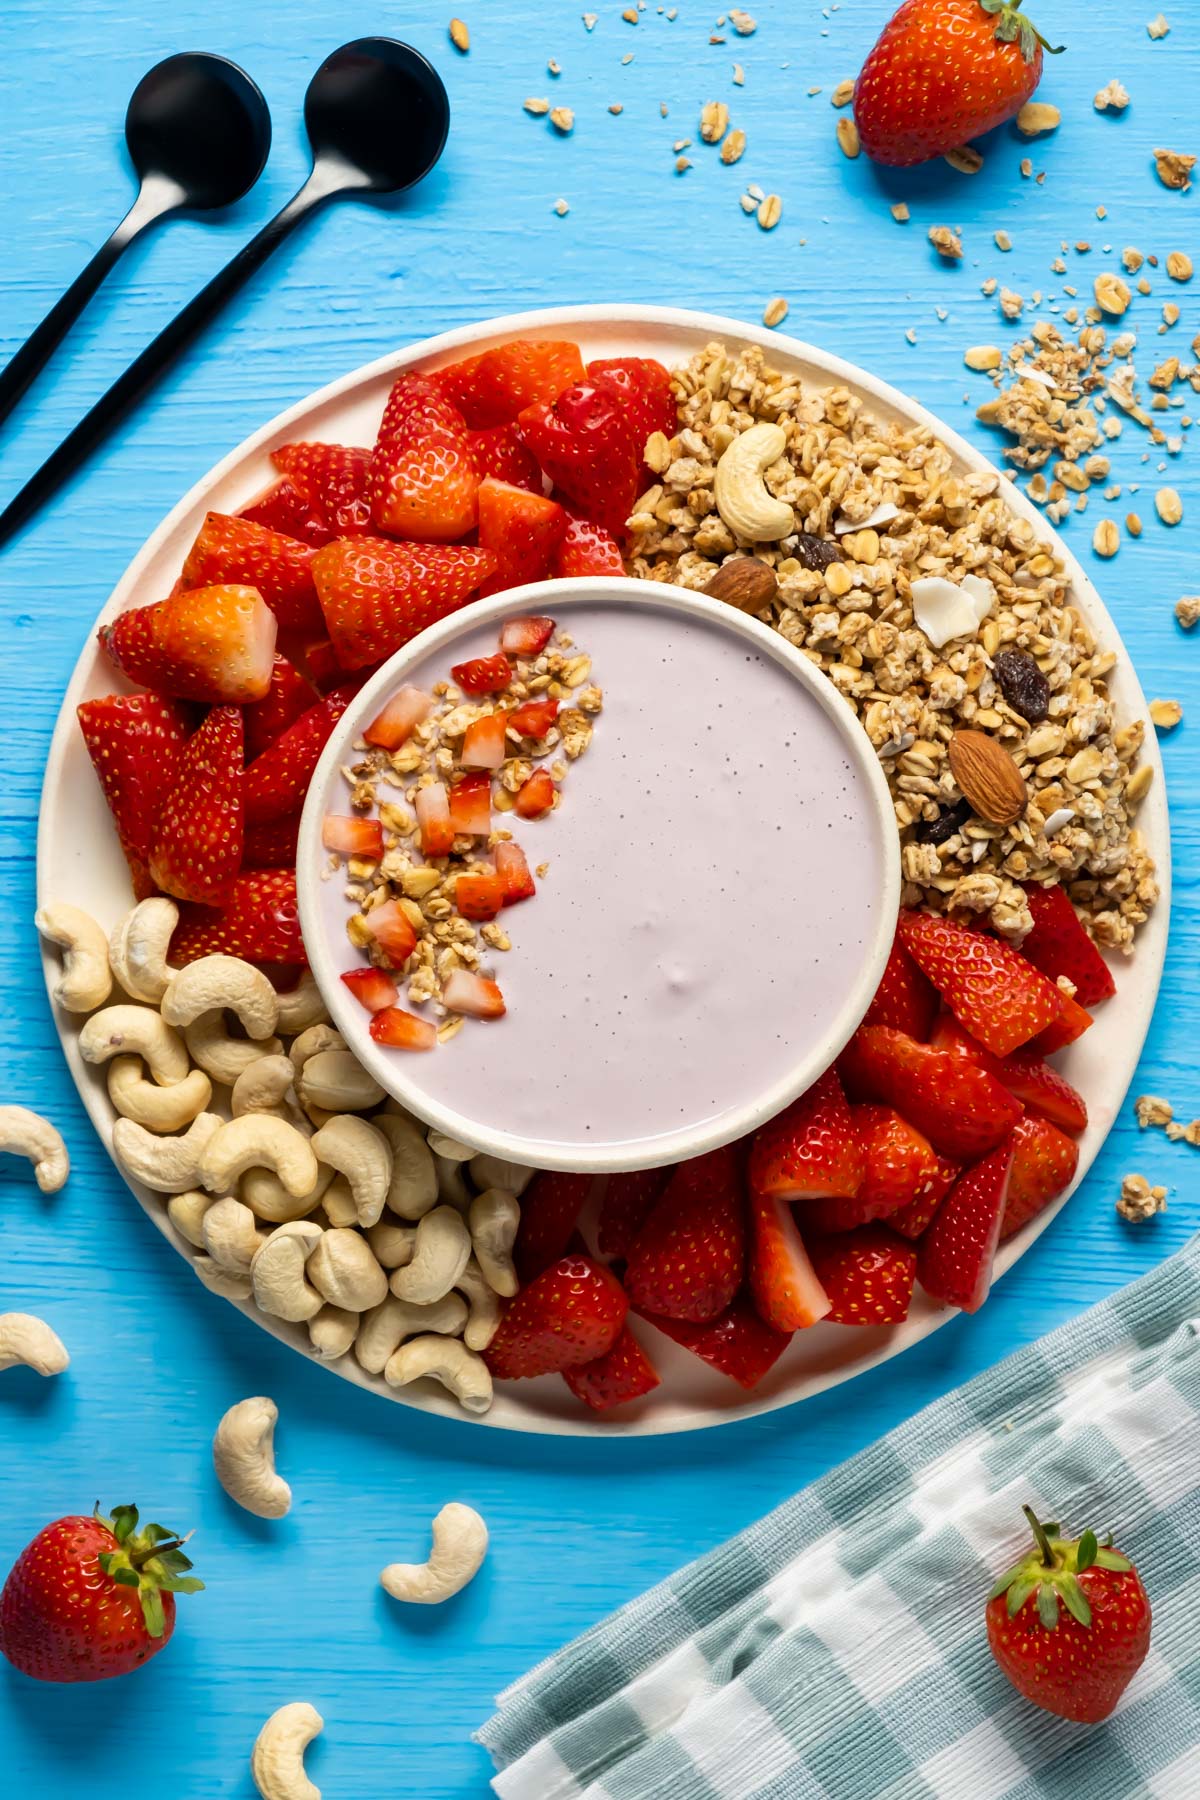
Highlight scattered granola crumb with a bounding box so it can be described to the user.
[675,155,692,173]
[837,116,861,159]
[1123,246,1146,274]
[994,229,1013,251]
[1175,596,1200,629]
[1149,698,1183,729]
[622,4,638,19]
[999,287,1024,320]
[1166,1118,1200,1145]
[1094,80,1130,112]
[1154,148,1195,191]
[733,63,746,86]
[449,17,469,53]
[1020,157,1034,178]
[1093,518,1120,558]
[1116,1173,1167,1221]
[550,106,575,134]
[1094,272,1132,316]
[757,193,782,230]
[721,128,746,164]
[831,78,855,108]
[1156,486,1183,524]
[553,197,570,216]
[905,327,918,345]
[524,97,550,116]
[548,58,561,76]
[1147,13,1170,38]
[700,99,730,143]
[762,296,789,329]
[891,201,910,223]
[1017,101,1060,137]
[608,102,623,115]
[583,11,597,28]
[1135,1094,1174,1128]
[945,145,983,175]
[1167,251,1193,282]
[730,8,757,33]
[1126,512,1143,536]
[929,224,963,260]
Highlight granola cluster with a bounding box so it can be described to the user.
[626,340,1158,951]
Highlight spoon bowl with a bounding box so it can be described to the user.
[304,37,450,194]
[125,52,272,210]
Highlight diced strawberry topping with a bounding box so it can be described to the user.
[414,782,455,857]
[562,1325,661,1411]
[508,698,559,738]
[148,704,244,907]
[917,1140,1015,1313]
[429,351,490,425]
[1001,1114,1079,1241]
[77,693,191,896]
[464,339,587,428]
[460,713,509,770]
[930,1012,1088,1137]
[99,584,277,705]
[886,1155,960,1240]
[499,614,556,656]
[442,969,506,1019]
[514,768,555,819]
[341,967,399,1013]
[466,424,542,492]
[455,869,505,921]
[451,652,512,695]
[369,1006,437,1052]
[171,869,305,966]
[749,1069,864,1202]
[863,929,939,1039]
[807,1226,917,1326]
[448,771,492,836]
[304,638,346,691]
[322,815,384,860]
[638,1297,792,1390]
[312,537,495,670]
[747,1191,832,1332]
[897,909,1063,1057]
[551,511,627,578]
[514,1171,592,1283]
[239,477,320,544]
[476,478,568,594]
[243,655,319,761]
[624,1146,745,1323]
[485,1253,627,1379]
[243,688,353,824]
[517,382,640,539]
[839,1024,1023,1162]
[180,512,322,635]
[1019,883,1116,1008]
[363,685,434,751]
[495,840,536,904]
[361,899,418,968]
[369,372,479,541]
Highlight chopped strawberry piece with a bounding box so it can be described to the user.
[563,1324,661,1411]
[414,782,455,857]
[514,1171,592,1283]
[917,1140,1015,1313]
[304,638,346,690]
[514,768,555,819]
[508,698,559,738]
[451,652,512,695]
[341,967,399,1013]
[363,685,434,751]
[625,1146,745,1323]
[587,357,677,457]
[476,478,568,594]
[863,929,939,1040]
[448,771,492,836]
[468,339,587,427]
[838,1024,1022,1162]
[77,693,191,896]
[799,1104,943,1233]
[243,656,319,761]
[322,815,384,860]
[749,1069,864,1202]
[312,537,495,670]
[1001,1114,1079,1241]
[517,382,640,539]
[272,441,372,537]
[486,1253,627,1379]
[239,477,322,544]
[180,512,322,635]
[807,1225,917,1326]
[369,1006,437,1052]
[442,969,506,1019]
[460,712,509,770]
[362,898,418,969]
[495,839,536,904]
[243,812,302,868]
[1029,989,1093,1056]
[930,1012,1088,1137]
[171,869,305,965]
[466,424,542,492]
[99,584,277,705]
[243,688,352,824]
[597,1166,672,1258]
[551,511,627,578]
[638,1297,792,1390]
[897,909,1063,1057]
[148,705,244,907]
[429,351,491,425]
[887,1155,960,1240]
[369,372,479,540]
[499,614,556,657]
[748,1191,832,1332]
[1019,883,1116,1008]
[455,868,505,921]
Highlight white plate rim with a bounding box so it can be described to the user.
[35,302,1172,1438]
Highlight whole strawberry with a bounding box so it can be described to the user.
[0,1504,203,1683]
[854,0,1063,168]
[987,1506,1150,1723]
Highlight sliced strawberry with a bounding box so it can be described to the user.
[444,771,490,837]
[361,898,418,968]
[179,512,322,635]
[807,1225,917,1326]
[460,712,509,770]
[800,1104,943,1233]
[455,868,505,921]
[369,1006,437,1052]
[341,966,399,1013]
[243,689,352,824]
[1020,883,1116,1007]
[886,1154,959,1239]
[476,478,568,595]
[499,615,556,657]
[508,698,559,738]
[239,477,322,544]
[563,1324,661,1411]
[748,1191,832,1332]
[517,382,640,540]
[551,511,627,578]
[917,1140,1015,1313]
[514,1171,592,1284]
[148,704,243,906]
[415,782,455,857]
[863,929,939,1039]
[495,839,536,904]
[171,869,304,965]
[587,356,677,457]
[638,1297,791,1390]
[838,1024,1022,1162]
[514,768,555,819]
[312,537,495,670]
[77,693,191,894]
[99,584,277,705]
[363,685,433,751]
[243,655,319,761]
[1001,1114,1079,1242]
[272,442,372,537]
[451,652,512,696]
[749,1069,864,1202]
[486,1253,627,1379]
[430,351,490,425]
[597,1167,672,1258]
[1029,989,1093,1056]
[442,969,506,1019]
[304,638,346,691]
[243,812,301,868]
[624,1146,745,1323]
[369,372,479,540]
[469,339,587,427]
[930,1012,1088,1137]
[897,909,1063,1057]
[467,424,542,492]
[322,815,384,860]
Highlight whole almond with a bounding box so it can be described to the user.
[702,557,779,613]
[948,730,1027,827]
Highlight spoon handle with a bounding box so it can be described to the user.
[0,175,334,549]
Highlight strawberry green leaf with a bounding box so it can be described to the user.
[140,1586,166,1640]
[989,1561,1027,1601]
[1060,1573,1093,1628]
[1037,1584,1059,1629]
[109,1504,139,1544]
[1006,1573,1039,1618]
[1095,1549,1133,1572]
[1076,1529,1098,1572]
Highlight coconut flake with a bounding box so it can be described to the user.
[961,573,996,622]
[910,576,982,649]
[834,500,900,535]
[1042,807,1075,837]
[1013,364,1059,391]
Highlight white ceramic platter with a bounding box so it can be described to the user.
[37,305,1171,1437]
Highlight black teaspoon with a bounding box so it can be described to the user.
[0,38,450,550]
[0,53,271,430]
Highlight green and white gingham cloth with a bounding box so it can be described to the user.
[478,1237,1200,1800]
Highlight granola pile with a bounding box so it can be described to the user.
[627,340,1158,952]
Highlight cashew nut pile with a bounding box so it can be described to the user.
[45,897,532,1415]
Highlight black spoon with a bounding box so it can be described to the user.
[0,38,450,549]
[0,53,271,430]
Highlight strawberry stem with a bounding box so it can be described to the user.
[1023,1503,1057,1568]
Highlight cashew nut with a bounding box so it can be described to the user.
[108,896,179,1003]
[162,955,279,1038]
[372,1113,438,1219]
[310,1116,392,1228]
[112,1112,223,1193]
[274,970,329,1035]
[367,1219,417,1269]
[193,1255,252,1300]
[383,1334,493,1413]
[0,1106,69,1193]
[456,1257,504,1352]
[714,421,796,543]
[288,1023,344,1077]
[232,1055,297,1120]
[434,1153,471,1213]
[469,1189,520,1297]
[390,1205,471,1305]
[167,1188,217,1248]
[251,1702,323,1800]
[380,1502,488,1605]
[307,1228,388,1312]
[301,1102,338,1131]
[296,1049,384,1115]
[35,902,112,1013]
[242,1162,333,1226]
[308,1306,358,1360]
[0,1312,69,1375]
[426,1130,476,1162]
[319,1175,358,1229]
[80,1005,190,1085]
[203,1197,266,1271]
[184,1012,284,1086]
[200,1116,319,1199]
[213,1395,291,1519]
[355,1293,468,1376]
[107,1057,212,1131]
[469,1152,534,1197]
[252,1223,324,1322]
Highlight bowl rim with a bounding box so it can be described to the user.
[297,574,902,1171]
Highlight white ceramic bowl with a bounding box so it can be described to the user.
[298,576,902,1172]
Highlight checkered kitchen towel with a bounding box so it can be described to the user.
[478,1237,1200,1799]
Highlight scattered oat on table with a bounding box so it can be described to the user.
[1175,596,1200,629]
[721,128,746,164]
[1166,1119,1200,1146]
[1147,13,1170,38]
[762,296,789,329]
[831,79,854,108]
[1156,487,1183,524]
[1135,1094,1174,1129]
[1094,80,1130,112]
[837,117,861,159]
[929,225,963,260]
[1154,149,1195,191]
[1149,698,1183,730]
[448,17,469,52]
[700,100,729,143]
[965,346,1003,372]
[995,230,1013,252]
[756,194,782,230]
[1117,1174,1167,1221]
[1094,273,1131,316]
[550,106,574,134]
[1017,102,1060,138]
[524,97,549,116]
[730,8,757,33]
[1167,252,1193,282]
[891,202,910,223]
[553,197,569,216]
[945,145,983,175]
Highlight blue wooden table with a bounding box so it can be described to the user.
[1,3,1196,1793]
